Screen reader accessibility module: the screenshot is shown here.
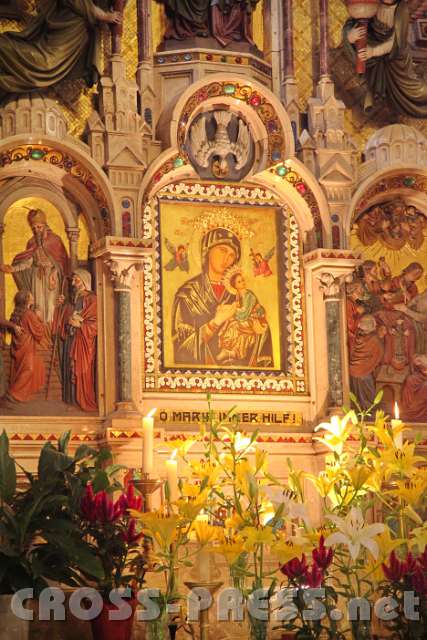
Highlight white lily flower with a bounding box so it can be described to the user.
[234,432,253,452]
[314,414,354,455]
[262,486,312,528]
[325,507,386,560]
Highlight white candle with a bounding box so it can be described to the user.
[142,408,156,474]
[166,451,179,503]
[391,402,403,448]
[199,549,210,583]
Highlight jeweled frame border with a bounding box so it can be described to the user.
[142,181,307,395]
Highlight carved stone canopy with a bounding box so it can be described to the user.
[0,93,68,139]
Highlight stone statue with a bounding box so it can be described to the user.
[0,0,122,100]
[189,111,251,179]
[162,0,260,47]
[343,0,427,118]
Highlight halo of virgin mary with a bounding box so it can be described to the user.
[0,0,106,98]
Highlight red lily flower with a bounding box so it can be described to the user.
[304,563,324,588]
[411,567,427,597]
[417,548,427,572]
[80,484,97,523]
[402,552,417,575]
[121,519,143,545]
[382,551,404,583]
[118,483,143,513]
[312,536,333,571]
[280,554,308,581]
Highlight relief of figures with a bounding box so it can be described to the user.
[348,198,427,421]
[0,202,97,415]
[160,203,282,371]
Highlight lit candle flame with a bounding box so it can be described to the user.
[171,449,178,461]
[394,402,400,421]
[147,407,157,419]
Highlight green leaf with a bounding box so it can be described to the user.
[73,445,96,463]
[95,448,113,468]
[58,432,71,454]
[43,532,104,580]
[38,443,73,477]
[0,431,16,502]
[92,470,110,493]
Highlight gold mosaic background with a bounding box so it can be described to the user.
[0,1,426,148]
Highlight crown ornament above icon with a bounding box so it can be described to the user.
[190,207,255,240]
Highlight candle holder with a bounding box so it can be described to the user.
[184,581,223,640]
[133,472,163,512]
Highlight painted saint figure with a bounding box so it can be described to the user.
[5,290,48,404]
[171,227,272,367]
[343,0,427,118]
[0,0,121,98]
[55,269,97,412]
[0,209,69,324]
[217,268,270,364]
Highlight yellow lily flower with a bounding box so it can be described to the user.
[180,482,205,499]
[378,442,424,479]
[131,510,181,549]
[409,523,427,552]
[189,461,222,486]
[376,528,406,562]
[225,511,246,532]
[163,437,197,457]
[213,537,246,566]
[346,466,374,492]
[241,526,276,551]
[255,448,268,473]
[176,495,207,520]
[271,536,306,564]
[235,459,258,498]
[306,472,338,501]
[191,521,220,545]
[387,476,427,507]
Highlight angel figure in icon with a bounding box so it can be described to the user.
[164,239,190,272]
[250,247,275,277]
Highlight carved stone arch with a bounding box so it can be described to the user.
[0,177,76,229]
[0,135,120,237]
[345,167,427,247]
[140,75,331,246]
[137,151,332,249]
[157,73,295,167]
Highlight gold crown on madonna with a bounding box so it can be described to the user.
[193,207,254,240]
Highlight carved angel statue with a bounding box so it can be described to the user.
[190,111,251,178]
[164,239,190,272]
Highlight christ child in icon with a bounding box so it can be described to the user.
[217,267,269,364]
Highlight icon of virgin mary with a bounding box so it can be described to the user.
[171,226,273,368]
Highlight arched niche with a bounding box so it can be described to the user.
[0,135,120,238]
[345,167,427,244]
